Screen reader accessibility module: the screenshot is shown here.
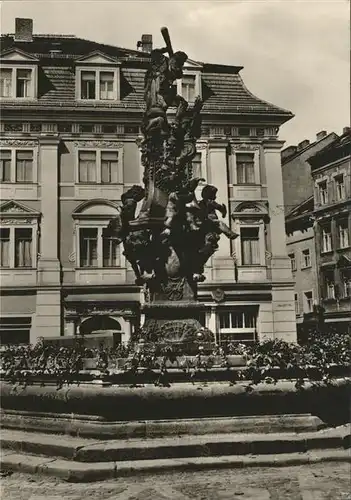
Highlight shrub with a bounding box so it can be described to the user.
[0,330,349,389]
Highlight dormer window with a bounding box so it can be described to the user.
[77,68,119,102]
[16,69,32,97]
[176,60,202,103]
[0,69,12,97]
[0,67,34,99]
[99,72,114,100]
[80,71,115,100]
[75,52,121,103]
[181,75,196,102]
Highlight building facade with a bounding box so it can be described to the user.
[0,18,297,345]
[285,196,318,330]
[282,132,336,331]
[308,130,351,332]
[283,128,351,334]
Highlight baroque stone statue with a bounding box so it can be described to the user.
[106,28,238,344]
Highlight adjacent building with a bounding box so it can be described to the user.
[308,130,351,332]
[0,18,297,345]
[282,128,351,334]
[285,196,317,330]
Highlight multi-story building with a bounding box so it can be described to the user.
[282,132,338,331]
[285,196,317,331]
[0,18,297,345]
[308,129,351,332]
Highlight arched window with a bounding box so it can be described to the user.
[72,200,126,284]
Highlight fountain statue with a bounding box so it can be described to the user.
[104,27,238,345]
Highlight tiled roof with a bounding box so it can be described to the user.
[0,34,293,120]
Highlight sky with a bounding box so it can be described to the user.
[1,0,349,146]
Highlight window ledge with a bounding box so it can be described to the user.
[240,265,266,268]
[339,296,351,302]
[0,267,37,270]
[301,265,312,270]
[336,246,351,252]
[76,182,122,186]
[77,99,120,104]
[0,97,37,102]
[321,250,333,255]
[235,183,259,187]
[75,267,122,270]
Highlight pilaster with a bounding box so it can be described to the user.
[208,140,235,278]
[33,136,62,340]
[37,136,61,285]
[264,140,292,281]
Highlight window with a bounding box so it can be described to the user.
[101,151,118,183]
[301,249,311,268]
[289,253,296,271]
[78,68,118,101]
[0,67,35,99]
[0,150,11,182]
[0,228,10,267]
[14,228,32,267]
[79,228,98,267]
[0,227,34,269]
[236,153,255,184]
[103,234,120,267]
[181,75,196,102]
[318,181,328,205]
[294,293,299,314]
[0,316,31,345]
[0,148,36,184]
[335,174,345,201]
[0,69,12,97]
[99,72,114,100]
[78,150,120,184]
[338,220,349,249]
[81,71,96,100]
[303,291,313,313]
[321,224,332,253]
[218,308,257,343]
[79,227,121,268]
[324,270,335,299]
[16,69,32,98]
[342,273,351,298]
[16,150,33,182]
[240,227,260,265]
[191,152,202,178]
[78,151,96,183]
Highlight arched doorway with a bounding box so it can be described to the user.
[80,316,122,335]
[80,316,122,346]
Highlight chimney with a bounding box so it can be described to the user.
[343,126,350,135]
[316,130,327,141]
[14,18,33,42]
[297,139,310,151]
[140,34,152,53]
[281,145,297,160]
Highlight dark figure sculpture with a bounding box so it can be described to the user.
[199,185,238,240]
[104,28,237,344]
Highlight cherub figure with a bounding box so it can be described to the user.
[199,185,238,240]
[162,177,205,238]
[103,185,149,284]
[104,185,145,242]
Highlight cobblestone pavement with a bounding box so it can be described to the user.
[1,462,350,499]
